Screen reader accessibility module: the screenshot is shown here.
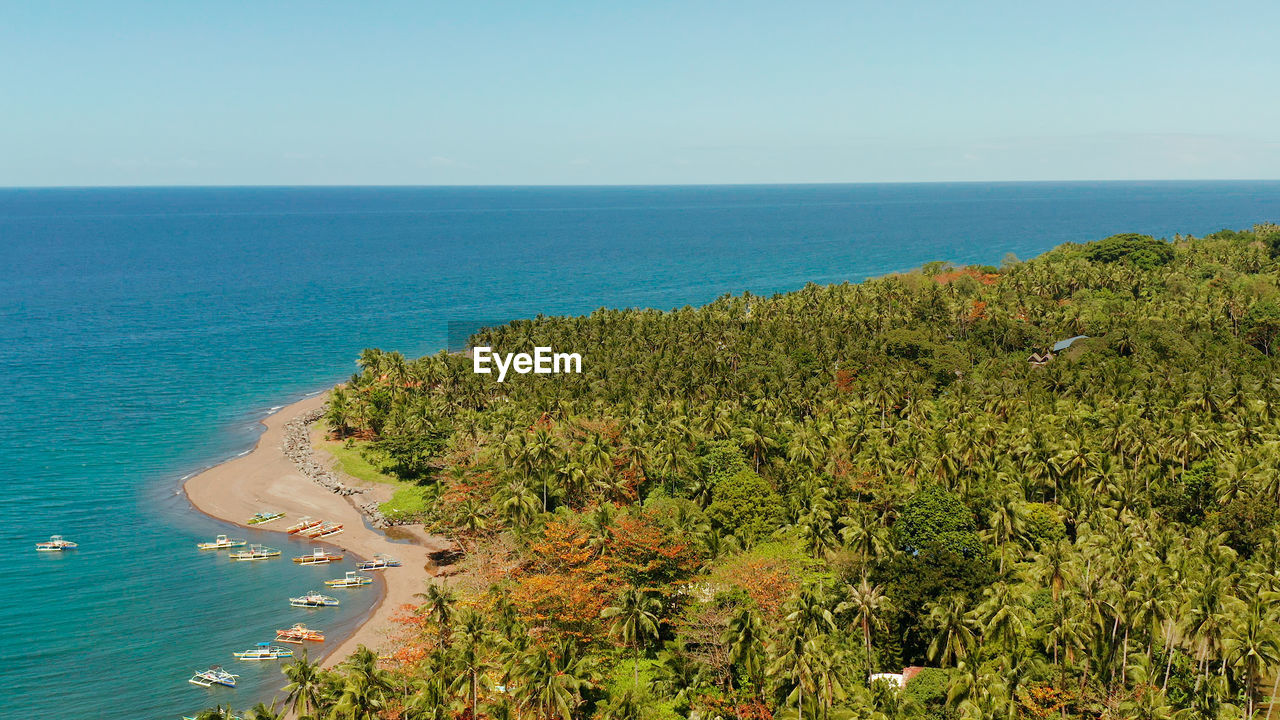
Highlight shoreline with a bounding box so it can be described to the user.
[183,391,450,668]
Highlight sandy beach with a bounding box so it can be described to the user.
[184,391,451,667]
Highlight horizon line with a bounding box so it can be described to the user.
[3,177,1280,191]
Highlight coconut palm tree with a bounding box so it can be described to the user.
[282,652,327,719]
[927,593,976,667]
[245,701,283,720]
[602,588,662,686]
[724,605,766,692]
[1225,598,1280,719]
[415,582,456,647]
[837,578,892,682]
[512,638,597,720]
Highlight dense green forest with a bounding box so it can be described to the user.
[209,225,1280,720]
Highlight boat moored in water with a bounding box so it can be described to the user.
[293,548,344,565]
[189,666,238,688]
[276,623,325,644]
[233,642,295,660]
[325,570,374,588]
[197,534,247,550]
[356,554,402,571]
[247,511,285,525]
[36,535,78,552]
[290,591,340,608]
[228,544,281,561]
[286,516,322,534]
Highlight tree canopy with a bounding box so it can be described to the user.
[217,223,1280,720]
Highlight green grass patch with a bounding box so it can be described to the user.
[317,432,435,519]
[380,485,435,518]
[321,437,397,485]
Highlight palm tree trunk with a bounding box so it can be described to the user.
[863,618,872,683]
[1265,670,1279,720]
[1120,626,1130,690]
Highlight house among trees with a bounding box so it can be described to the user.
[1027,335,1089,366]
[870,666,927,689]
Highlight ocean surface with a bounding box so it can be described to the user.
[1,182,1278,718]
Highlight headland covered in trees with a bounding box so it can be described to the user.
[233,224,1280,720]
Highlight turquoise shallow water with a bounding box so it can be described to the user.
[1,182,1279,718]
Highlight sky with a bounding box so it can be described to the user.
[2,1,1278,186]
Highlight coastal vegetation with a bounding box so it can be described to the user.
[215,225,1280,720]
[319,434,437,519]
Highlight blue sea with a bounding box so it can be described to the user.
[1,182,1278,718]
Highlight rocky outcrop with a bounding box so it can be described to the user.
[281,404,392,528]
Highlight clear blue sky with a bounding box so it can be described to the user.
[3,1,1278,186]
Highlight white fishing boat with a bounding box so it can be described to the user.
[233,642,295,660]
[324,571,374,588]
[290,591,340,608]
[197,534,247,550]
[356,554,402,571]
[293,548,344,565]
[36,535,78,552]
[228,544,281,561]
[188,666,238,688]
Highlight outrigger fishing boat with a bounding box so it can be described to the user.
[233,642,294,660]
[290,591,340,608]
[356,554,402,571]
[228,544,281,561]
[315,524,345,539]
[276,623,325,644]
[197,534,247,550]
[286,516,322,534]
[325,571,373,588]
[188,666,238,688]
[35,535,78,552]
[293,548,344,565]
[247,510,285,525]
[303,521,342,539]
